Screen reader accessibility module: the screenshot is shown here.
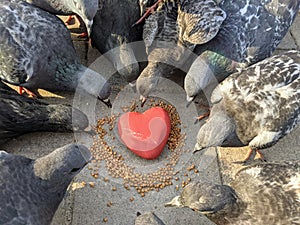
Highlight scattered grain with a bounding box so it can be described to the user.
[89,98,187,196]
[106,201,113,207]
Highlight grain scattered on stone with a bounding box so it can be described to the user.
[89,98,188,196]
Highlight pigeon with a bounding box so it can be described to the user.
[0,0,111,105]
[25,0,99,37]
[136,0,226,105]
[90,0,142,84]
[0,81,89,145]
[194,50,300,162]
[184,0,300,105]
[0,143,92,225]
[165,161,300,225]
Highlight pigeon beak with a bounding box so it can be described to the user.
[78,145,93,163]
[186,95,195,108]
[129,80,137,93]
[83,125,97,135]
[193,143,203,153]
[164,196,182,207]
[140,95,147,107]
[100,98,112,108]
[84,19,93,37]
[139,2,145,16]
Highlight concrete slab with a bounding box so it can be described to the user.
[66,80,219,224]
[277,31,298,50]
[291,12,300,49]
[217,126,300,184]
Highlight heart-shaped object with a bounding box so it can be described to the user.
[117,107,171,160]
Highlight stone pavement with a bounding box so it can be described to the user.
[2,12,300,225]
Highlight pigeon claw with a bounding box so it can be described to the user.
[77,32,88,39]
[194,112,210,124]
[234,148,266,164]
[64,15,74,25]
[186,95,195,108]
[140,95,147,107]
[18,87,37,98]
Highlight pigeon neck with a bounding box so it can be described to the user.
[212,105,236,144]
[74,66,110,98]
[33,153,72,191]
[208,196,246,225]
[198,101,236,148]
[197,51,237,80]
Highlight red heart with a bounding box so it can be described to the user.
[117,107,171,160]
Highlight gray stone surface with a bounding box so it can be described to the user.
[1,12,299,225]
[291,13,300,49]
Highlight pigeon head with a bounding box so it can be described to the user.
[71,0,98,36]
[136,76,160,106]
[184,74,198,107]
[184,54,216,106]
[165,182,238,214]
[136,66,161,106]
[194,102,236,152]
[189,182,238,214]
[178,0,226,45]
[76,67,112,107]
[33,144,92,189]
[71,107,90,131]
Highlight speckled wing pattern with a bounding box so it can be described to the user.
[0,0,77,89]
[25,0,73,14]
[143,2,178,54]
[229,161,300,224]
[212,0,300,64]
[178,0,226,45]
[218,50,300,148]
[0,153,35,224]
[26,0,99,19]
[143,11,160,53]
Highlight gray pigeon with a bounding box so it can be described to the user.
[0,0,111,105]
[90,0,142,84]
[0,143,92,225]
[184,0,300,105]
[25,0,99,36]
[194,50,300,161]
[136,0,225,104]
[165,161,300,225]
[0,81,89,146]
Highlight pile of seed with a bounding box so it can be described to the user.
[89,98,188,196]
